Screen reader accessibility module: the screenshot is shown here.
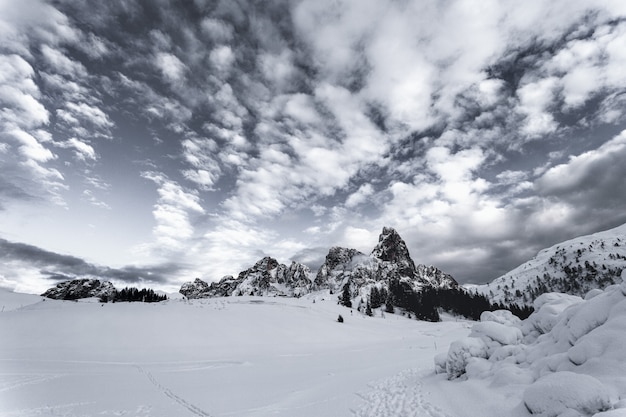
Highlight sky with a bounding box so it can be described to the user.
[1,0,626,294]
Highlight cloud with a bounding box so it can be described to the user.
[0,237,181,293]
[0,54,49,129]
[155,52,187,84]
[345,183,374,208]
[536,130,626,219]
[141,172,205,252]
[40,45,88,79]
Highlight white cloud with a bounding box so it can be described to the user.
[8,129,55,163]
[200,17,234,42]
[517,77,559,137]
[0,54,49,129]
[58,138,97,161]
[155,52,187,84]
[57,102,113,133]
[141,172,205,251]
[209,45,235,73]
[345,183,374,208]
[40,45,87,79]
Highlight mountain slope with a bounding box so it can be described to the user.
[470,223,626,305]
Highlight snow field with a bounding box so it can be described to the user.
[0,291,471,417]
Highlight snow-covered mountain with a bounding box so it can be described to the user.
[181,227,457,300]
[181,257,313,298]
[41,278,116,300]
[470,223,626,305]
[313,227,457,299]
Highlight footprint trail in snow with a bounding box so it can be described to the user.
[353,369,453,417]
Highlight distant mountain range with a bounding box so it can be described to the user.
[180,227,458,300]
[468,223,626,305]
[41,224,626,310]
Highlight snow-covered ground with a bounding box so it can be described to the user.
[0,289,473,417]
[4,277,626,417]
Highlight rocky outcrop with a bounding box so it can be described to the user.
[179,278,211,299]
[179,258,313,298]
[41,279,116,300]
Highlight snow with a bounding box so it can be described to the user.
[435,270,626,416]
[4,268,626,417]
[0,289,471,417]
[523,372,611,417]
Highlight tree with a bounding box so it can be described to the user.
[337,314,344,323]
[339,283,352,308]
[385,294,394,314]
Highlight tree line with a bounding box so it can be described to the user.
[342,279,533,322]
[99,287,167,303]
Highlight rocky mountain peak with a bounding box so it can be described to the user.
[371,227,417,278]
[250,256,280,273]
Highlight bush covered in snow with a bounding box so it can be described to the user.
[436,270,626,416]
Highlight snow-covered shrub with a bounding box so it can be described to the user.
[480,309,521,326]
[523,371,611,416]
[445,337,488,379]
[434,353,447,375]
[471,321,522,347]
[521,293,583,341]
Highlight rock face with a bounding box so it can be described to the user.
[41,279,116,300]
[180,227,457,300]
[180,258,314,298]
[179,278,211,299]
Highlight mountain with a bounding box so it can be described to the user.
[181,257,313,298]
[314,227,457,303]
[470,223,626,305]
[41,278,116,300]
[180,227,457,301]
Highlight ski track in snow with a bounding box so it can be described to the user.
[352,369,453,417]
[0,374,65,393]
[135,365,213,417]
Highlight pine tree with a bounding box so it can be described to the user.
[339,284,352,308]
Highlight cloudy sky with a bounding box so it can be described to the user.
[2,0,626,294]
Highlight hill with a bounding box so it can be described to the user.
[469,223,626,305]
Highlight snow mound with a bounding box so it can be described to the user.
[444,337,488,380]
[523,372,611,417]
[438,271,626,414]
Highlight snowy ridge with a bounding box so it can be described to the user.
[436,270,626,416]
[470,223,626,305]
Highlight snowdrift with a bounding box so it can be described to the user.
[437,270,626,416]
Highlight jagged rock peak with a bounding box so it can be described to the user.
[325,247,365,270]
[244,256,280,274]
[41,278,116,300]
[371,227,417,277]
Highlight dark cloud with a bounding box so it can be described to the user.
[0,238,181,285]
